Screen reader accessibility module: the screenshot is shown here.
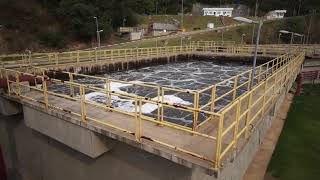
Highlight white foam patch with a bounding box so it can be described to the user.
[85,92,106,100]
[110,82,132,92]
[138,95,192,114]
[85,92,192,114]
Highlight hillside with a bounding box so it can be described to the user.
[0,0,66,53]
[109,15,320,49]
[137,15,236,31]
[0,0,319,54]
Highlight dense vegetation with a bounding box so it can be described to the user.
[0,0,319,52]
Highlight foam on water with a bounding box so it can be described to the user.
[85,92,192,114]
[52,61,252,126]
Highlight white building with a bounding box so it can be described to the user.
[202,8,234,17]
[207,22,214,29]
[150,23,179,36]
[265,10,287,20]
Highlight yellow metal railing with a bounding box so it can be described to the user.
[214,51,304,167]
[1,43,307,69]
[192,41,319,56]
[197,53,290,129]
[0,49,305,169]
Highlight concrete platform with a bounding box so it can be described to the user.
[17,91,217,173]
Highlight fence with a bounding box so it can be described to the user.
[192,41,319,56]
[0,43,305,69]
[301,70,320,84]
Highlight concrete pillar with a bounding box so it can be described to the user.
[23,105,113,158]
[0,115,23,180]
[0,97,22,116]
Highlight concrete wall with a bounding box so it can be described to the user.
[130,32,142,40]
[23,105,111,158]
[0,96,22,116]
[0,115,192,180]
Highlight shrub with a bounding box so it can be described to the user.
[38,31,65,49]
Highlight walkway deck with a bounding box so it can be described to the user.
[20,90,218,171]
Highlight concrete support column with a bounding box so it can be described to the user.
[0,97,22,116]
[23,105,114,158]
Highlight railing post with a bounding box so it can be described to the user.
[247,71,252,91]
[28,52,32,65]
[193,92,200,131]
[5,71,11,95]
[68,72,74,97]
[106,79,112,108]
[245,92,253,139]
[42,77,49,112]
[95,48,98,63]
[124,49,127,61]
[232,76,239,101]
[210,85,217,121]
[55,53,59,65]
[161,88,165,123]
[111,50,114,61]
[41,68,45,77]
[1,57,4,68]
[156,47,159,58]
[77,51,80,64]
[272,72,277,104]
[215,114,224,168]
[15,72,21,96]
[136,48,138,60]
[258,66,262,83]
[157,86,161,121]
[266,62,269,77]
[80,85,87,122]
[262,80,268,115]
[134,96,141,142]
[271,58,275,74]
[233,100,241,148]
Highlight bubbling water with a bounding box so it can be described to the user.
[50,61,252,126]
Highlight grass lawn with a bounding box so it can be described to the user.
[111,15,315,49]
[137,15,236,31]
[267,84,320,180]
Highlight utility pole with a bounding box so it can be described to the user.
[93,16,103,48]
[306,9,314,44]
[180,0,184,47]
[123,18,126,27]
[278,33,282,44]
[290,32,294,44]
[252,0,259,44]
[251,20,263,89]
[297,0,302,16]
[181,0,184,29]
[254,0,259,17]
[251,24,256,44]
[241,34,246,44]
